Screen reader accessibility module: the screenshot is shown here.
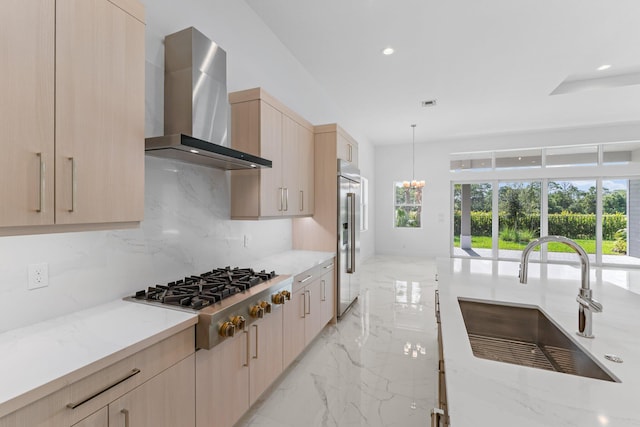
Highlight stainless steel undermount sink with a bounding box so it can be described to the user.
[458,298,619,382]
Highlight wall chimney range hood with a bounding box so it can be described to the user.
[145,27,271,170]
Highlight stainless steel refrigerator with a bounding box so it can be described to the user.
[337,160,361,319]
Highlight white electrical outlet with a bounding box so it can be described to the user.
[28,263,49,290]
[243,234,251,248]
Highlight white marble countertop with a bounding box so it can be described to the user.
[0,249,334,418]
[252,250,335,277]
[437,258,640,427]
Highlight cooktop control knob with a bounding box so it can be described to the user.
[259,300,272,313]
[231,315,246,330]
[249,304,264,318]
[219,321,236,337]
[272,292,286,305]
[281,290,291,301]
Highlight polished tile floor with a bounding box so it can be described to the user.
[238,256,438,427]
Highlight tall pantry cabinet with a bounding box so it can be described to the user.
[0,0,145,233]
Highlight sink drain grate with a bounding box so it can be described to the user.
[468,334,557,371]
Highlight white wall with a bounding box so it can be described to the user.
[374,122,640,257]
[0,0,374,333]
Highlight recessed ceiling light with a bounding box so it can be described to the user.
[597,64,611,71]
[382,47,394,55]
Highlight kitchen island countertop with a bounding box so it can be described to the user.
[437,257,640,427]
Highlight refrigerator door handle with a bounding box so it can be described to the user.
[347,192,355,274]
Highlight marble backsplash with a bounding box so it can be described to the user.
[0,156,292,333]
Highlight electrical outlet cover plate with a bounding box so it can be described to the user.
[28,263,49,290]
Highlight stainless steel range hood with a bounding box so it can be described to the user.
[145,27,271,170]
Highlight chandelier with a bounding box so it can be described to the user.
[402,124,425,189]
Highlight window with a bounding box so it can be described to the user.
[360,177,369,231]
[394,181,423,228]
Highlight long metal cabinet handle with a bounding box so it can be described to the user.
[305,290,311,314]
[36,153,45,212]
[244,330,250,367]
[253,324,259,359]
[321,280,326,301]
[347,193,355,273]
[66,368,141,409]
[68,157,77,212]
[301,292,306,318]
[323,263,334,269]
[278,188,283,211]
[121,409,130,427]
[349,144,352,162]
[300,190,304,211]
[299,275,313,283]
[284,188,289,211]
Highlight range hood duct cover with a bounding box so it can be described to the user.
[145,27,271,170]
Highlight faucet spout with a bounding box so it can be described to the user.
[518,235,601,338]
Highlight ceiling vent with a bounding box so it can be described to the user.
[421,99,437,107]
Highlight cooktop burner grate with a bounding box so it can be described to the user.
[134,267,277,310]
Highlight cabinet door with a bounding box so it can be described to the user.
[337,134,358,166]
[0,0,55,227]
[283,288,306,368]
[304,279,324,345]
[109,355,195,427]
[281,115,300,215]
[320,268,336,326]
[55,0,144,225]
[196,333,249,427]
[297,124,314,215]
[258,101,284,217]
[72,408,108,427]
[249,305,283,405]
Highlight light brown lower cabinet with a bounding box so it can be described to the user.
[196,332,249,427]
[283,260,335,368]
[71,355,195,427]
[196,306,284,427]
[249,305,284,406]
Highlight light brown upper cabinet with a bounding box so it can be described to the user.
[229,88,314,219]
[0,0,145,234]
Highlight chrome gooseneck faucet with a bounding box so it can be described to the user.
[519,235,603,338]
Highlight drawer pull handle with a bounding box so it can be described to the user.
[323,263,334,269]
[66,368,141,409]
[299,275,313,283]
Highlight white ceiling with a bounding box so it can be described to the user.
[244,0,640,145]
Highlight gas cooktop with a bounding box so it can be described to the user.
[125,266,292,350]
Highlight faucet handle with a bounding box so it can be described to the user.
[577,295,603,312]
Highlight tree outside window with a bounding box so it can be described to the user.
[394,181,423,228]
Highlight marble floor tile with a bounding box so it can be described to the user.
[238,256,438,427]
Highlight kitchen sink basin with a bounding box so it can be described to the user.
[458,298,619,382]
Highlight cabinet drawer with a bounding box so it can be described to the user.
[0,328,194,427]
[292,259,335,293]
